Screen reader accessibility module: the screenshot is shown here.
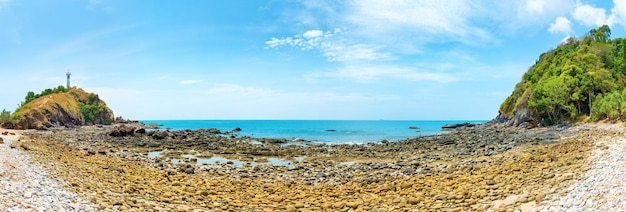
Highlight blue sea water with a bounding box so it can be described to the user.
[140,120,487,144]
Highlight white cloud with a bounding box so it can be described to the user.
[266,28,393,61]
[344,0,491,44]
[179,80,203,85]
[305,65,459,83]
[524,0,547,14]
[573,3,611,26]
[515,0,575,26]
[322,44,393,62]
[548,16,573,34]
[302,30,323,39]
[612,0,626,26]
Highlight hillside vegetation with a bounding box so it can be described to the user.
[3,87,115,129]
[499,25,626,125]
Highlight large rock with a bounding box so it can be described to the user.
[107,124,146,137]
[12,88,115,130]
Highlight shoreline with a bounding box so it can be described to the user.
[1,123,616,210]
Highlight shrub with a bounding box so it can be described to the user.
[0,109,13,128]
[79,102,105,124]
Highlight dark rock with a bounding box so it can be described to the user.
[107,124,138,137]
[409,126,419,129]
[441,140,456,145]
[207,128,221,134]
[134,127,146,134]
[442,122,475,130]
[149,131,169,140]
[232,127,242,132]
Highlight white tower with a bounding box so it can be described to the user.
[66,72,71,89]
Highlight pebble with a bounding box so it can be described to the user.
[0,132,96,211]
[536,124,626,211]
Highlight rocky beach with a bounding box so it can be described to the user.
[0,122,623,211]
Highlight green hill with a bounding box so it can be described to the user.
[498,25,626,126]
[7,87,114,130]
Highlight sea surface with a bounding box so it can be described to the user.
[141,120,487,144]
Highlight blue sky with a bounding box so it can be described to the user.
[0,0,624,120]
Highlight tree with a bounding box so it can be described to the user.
[590,25,611,43]
[529,77,573,123]
[24,91,36,104]
[0,109,11,127]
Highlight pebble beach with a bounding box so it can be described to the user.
[0,130,95,211]
[0,123,625,211]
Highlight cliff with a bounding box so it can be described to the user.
[11,88,114,130]
[496,25,626,126]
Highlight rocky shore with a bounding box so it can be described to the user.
[1,123,618,211]
[0,130,96,211]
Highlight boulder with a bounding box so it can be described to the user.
[149,131,170,140]
[107,124,138,137]
[207,128,221,134]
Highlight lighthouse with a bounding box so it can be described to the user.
[66,72,71,89]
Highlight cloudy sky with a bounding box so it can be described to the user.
[0,0,624,120]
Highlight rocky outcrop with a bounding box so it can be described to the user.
[493,90,539,127]
[11,88,115,130]
[107,124,146,137]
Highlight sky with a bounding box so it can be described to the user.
[0,0,625,120]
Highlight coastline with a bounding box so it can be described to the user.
[0,123,618,211]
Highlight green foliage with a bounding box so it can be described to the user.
[529,77,574,120]
[589,25,611,43]
[18,85,68,109]
[78,102,104,124]
[591,88,626,120]
[500,25,626,124]
[0,109,12,128]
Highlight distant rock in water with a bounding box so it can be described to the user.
[325,129,337,132]
[442,122,474,130]
[408,126,419,129]
[11,88,115,130]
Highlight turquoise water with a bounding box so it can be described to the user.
[141,120,487,144]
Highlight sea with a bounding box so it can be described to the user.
[141,120,487,144]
